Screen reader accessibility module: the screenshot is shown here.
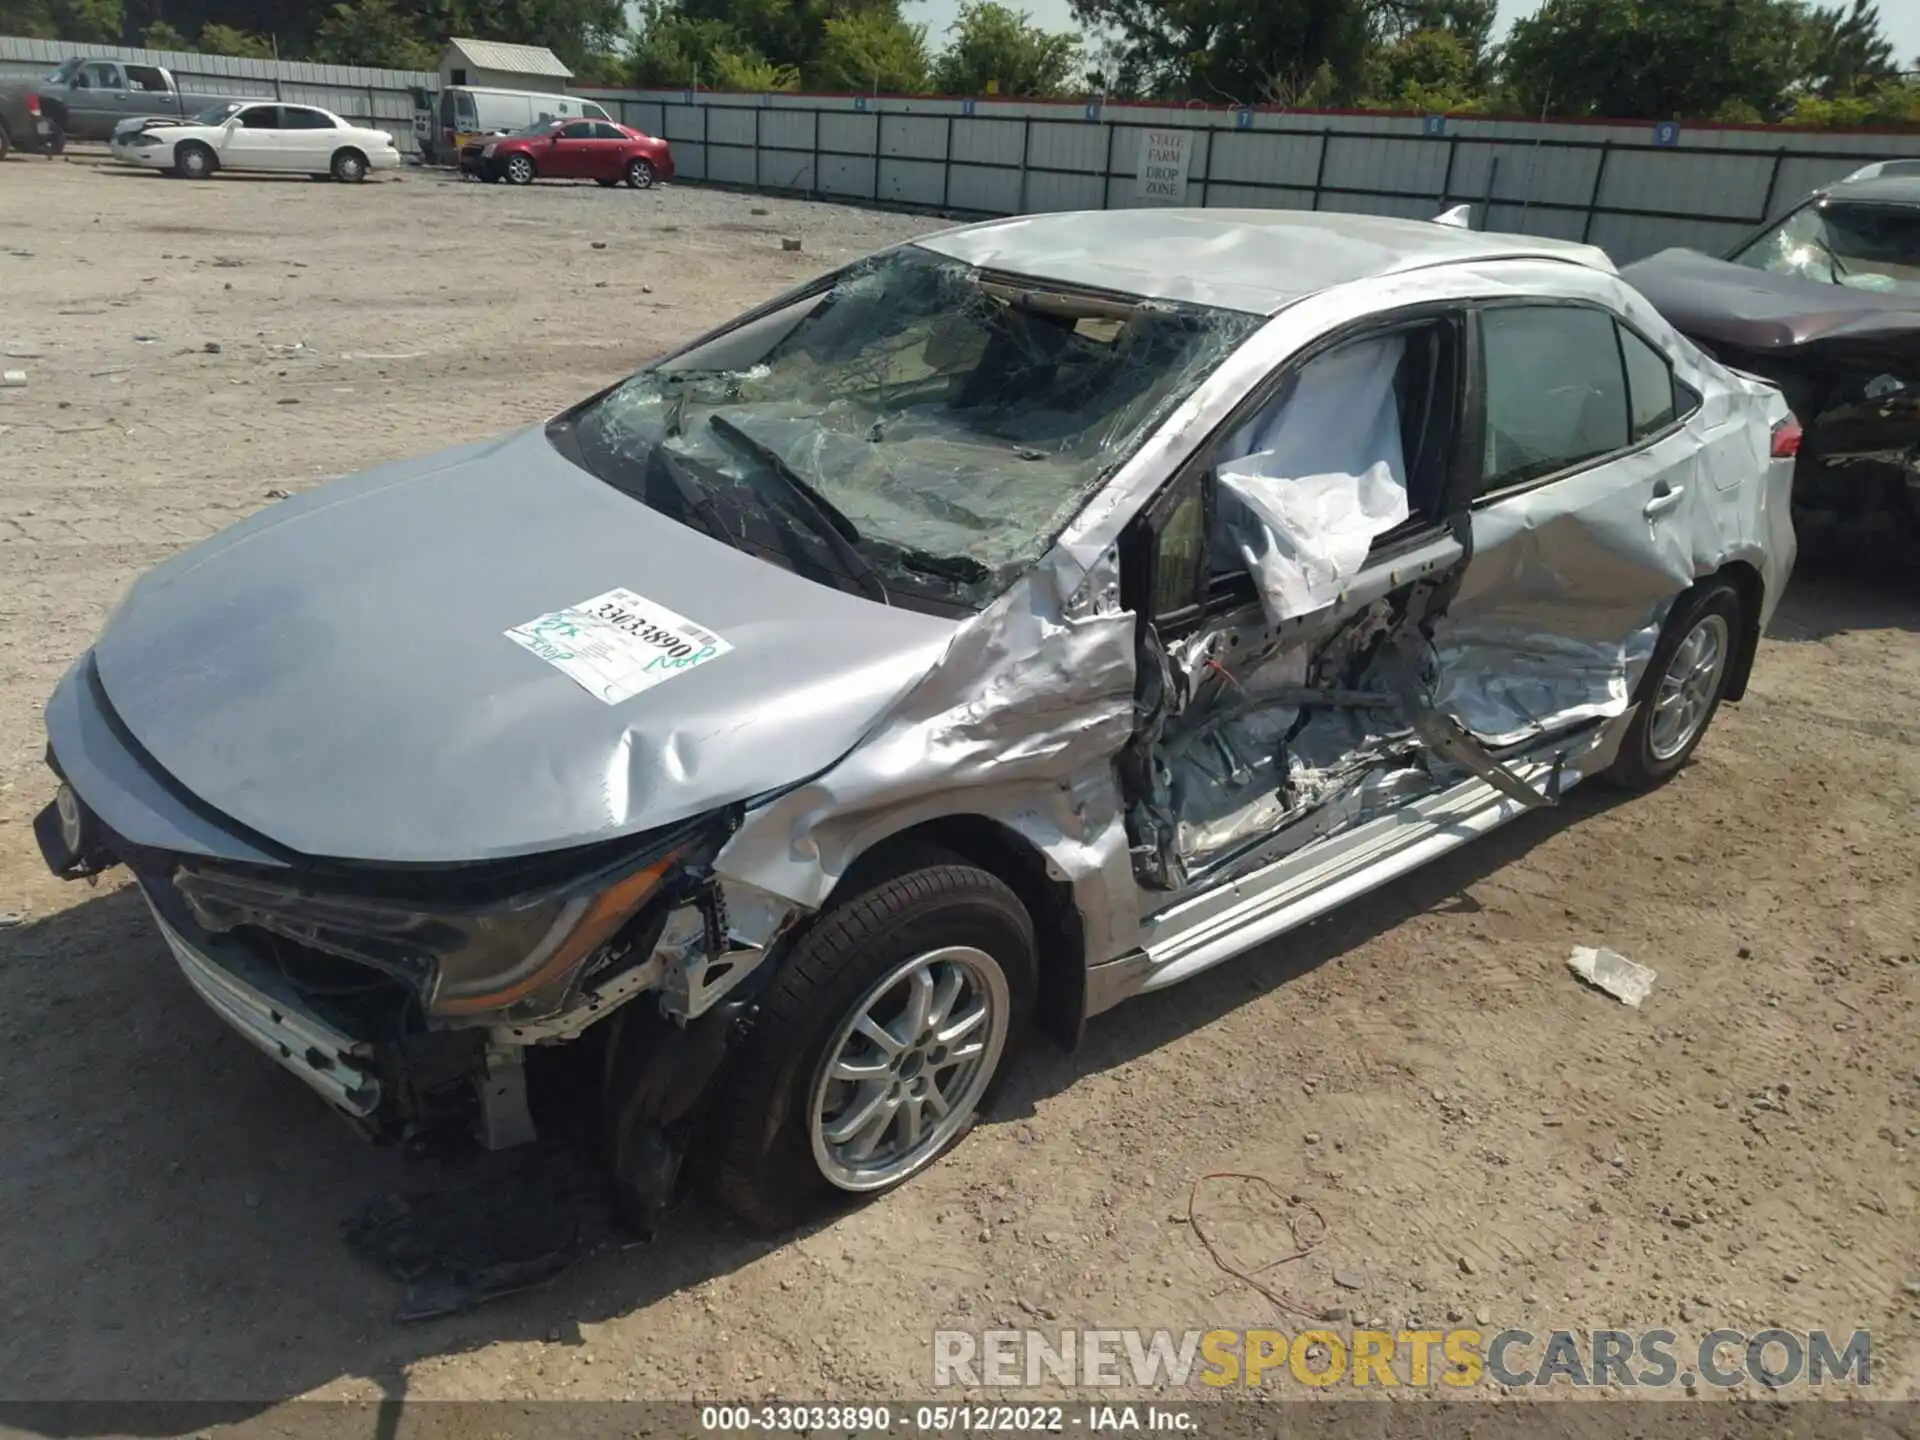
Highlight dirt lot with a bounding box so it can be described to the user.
[0,154,1917,1416]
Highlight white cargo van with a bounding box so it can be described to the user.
[429,85,612,164]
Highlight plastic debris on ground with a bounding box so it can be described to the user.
[1566,945,1657,1007]
[342,1139,622,1323]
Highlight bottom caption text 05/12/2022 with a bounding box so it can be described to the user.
[699,1405,1199,1434]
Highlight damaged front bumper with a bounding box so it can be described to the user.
[147,899,385,1118]
[34,706,799,1149]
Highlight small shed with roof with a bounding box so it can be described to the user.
[439,38,572,93]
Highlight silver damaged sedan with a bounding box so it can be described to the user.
[34,208,1798,1232]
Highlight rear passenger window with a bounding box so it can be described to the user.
[1479,305,1628,490]
[594,122,627,140]
[1620,324,1680,440]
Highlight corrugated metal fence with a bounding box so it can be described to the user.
[578,88,1919,262]
[4,30,1913,260]
[0,34,430,151]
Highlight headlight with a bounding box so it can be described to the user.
[481,143,496,157]
[429,853,678,1017]
[171,843,690,1023]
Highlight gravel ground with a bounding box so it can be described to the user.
[0,155,1917,1419]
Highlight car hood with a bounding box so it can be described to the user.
[1624,247,1920,358]
[90,426,958,864]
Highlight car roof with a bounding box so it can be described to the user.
[1816,174,1920,207]
[915,207,1617,315]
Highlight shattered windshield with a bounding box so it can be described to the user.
[1732,200,1920,296]
[553,245,1260,612]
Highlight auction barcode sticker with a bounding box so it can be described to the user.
[504,587,733,705]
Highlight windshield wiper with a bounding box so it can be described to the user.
[651,445,731,542]
[892,547,990,584]
[707,414,890,605]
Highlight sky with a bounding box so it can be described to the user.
[899,0,1920,70]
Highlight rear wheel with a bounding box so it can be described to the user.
[0,124,11,162]
[1603,577,1745,790]
[175,140,215,179]
[41,120,65,157]
[503,153,535,185]
[625,157,655,189]
[330,148,368,183]
[711,863,1034,1231]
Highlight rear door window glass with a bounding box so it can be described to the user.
[1619,324,1679,441]
[1479,305,1629,490]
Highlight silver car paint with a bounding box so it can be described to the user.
[46,217,1792,1038]
[713,255,1793,987]
[70,427,957,863]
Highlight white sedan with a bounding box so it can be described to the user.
[110,101,400,182]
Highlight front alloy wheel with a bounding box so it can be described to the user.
[504,154,534,185]
[809,945,1010,1191]
[711,861,1035,1232]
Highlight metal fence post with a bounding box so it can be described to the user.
[752,102,761,188]
[1194,122,1213,208]
[1016,115,1033,215]
[1100,119,1117,209]
[365,85,375,128]
[1310,128,1332,210]
[701,95,710,181]
[811,108,822,197]
[1580,139,1612,243]
[941,114,954,211]
[1757,146,1788,224]
[872,110,883,202]
[1437,134,1458,205]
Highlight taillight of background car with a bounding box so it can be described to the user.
[1771,418,1804,458]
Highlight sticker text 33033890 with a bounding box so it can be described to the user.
[504,587,734,704]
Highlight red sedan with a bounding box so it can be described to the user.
[463,119,674,189]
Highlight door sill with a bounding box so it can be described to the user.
[1084,715,1626,1017]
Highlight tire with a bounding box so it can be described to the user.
[503,153,535,185]
[712,863,1035,1232]
[1603,577,1745,790]
[40,120,64,156]
[0,124,11,163]
[175,140,215,180]
[330,148,368,183]
[625,157,655,189]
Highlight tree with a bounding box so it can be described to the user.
[310,0,439,69]
[140,17,190,46]
[807,9,930,92]
[1797,0,1896,98]
[1063,0,1375,106]
[0,0,123,41]
[930,1,1080,97]
[1365,27,1488,110]
[1499,0,1807,120]
[194,20,273,56]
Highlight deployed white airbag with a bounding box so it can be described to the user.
[1213,334,1409,624]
